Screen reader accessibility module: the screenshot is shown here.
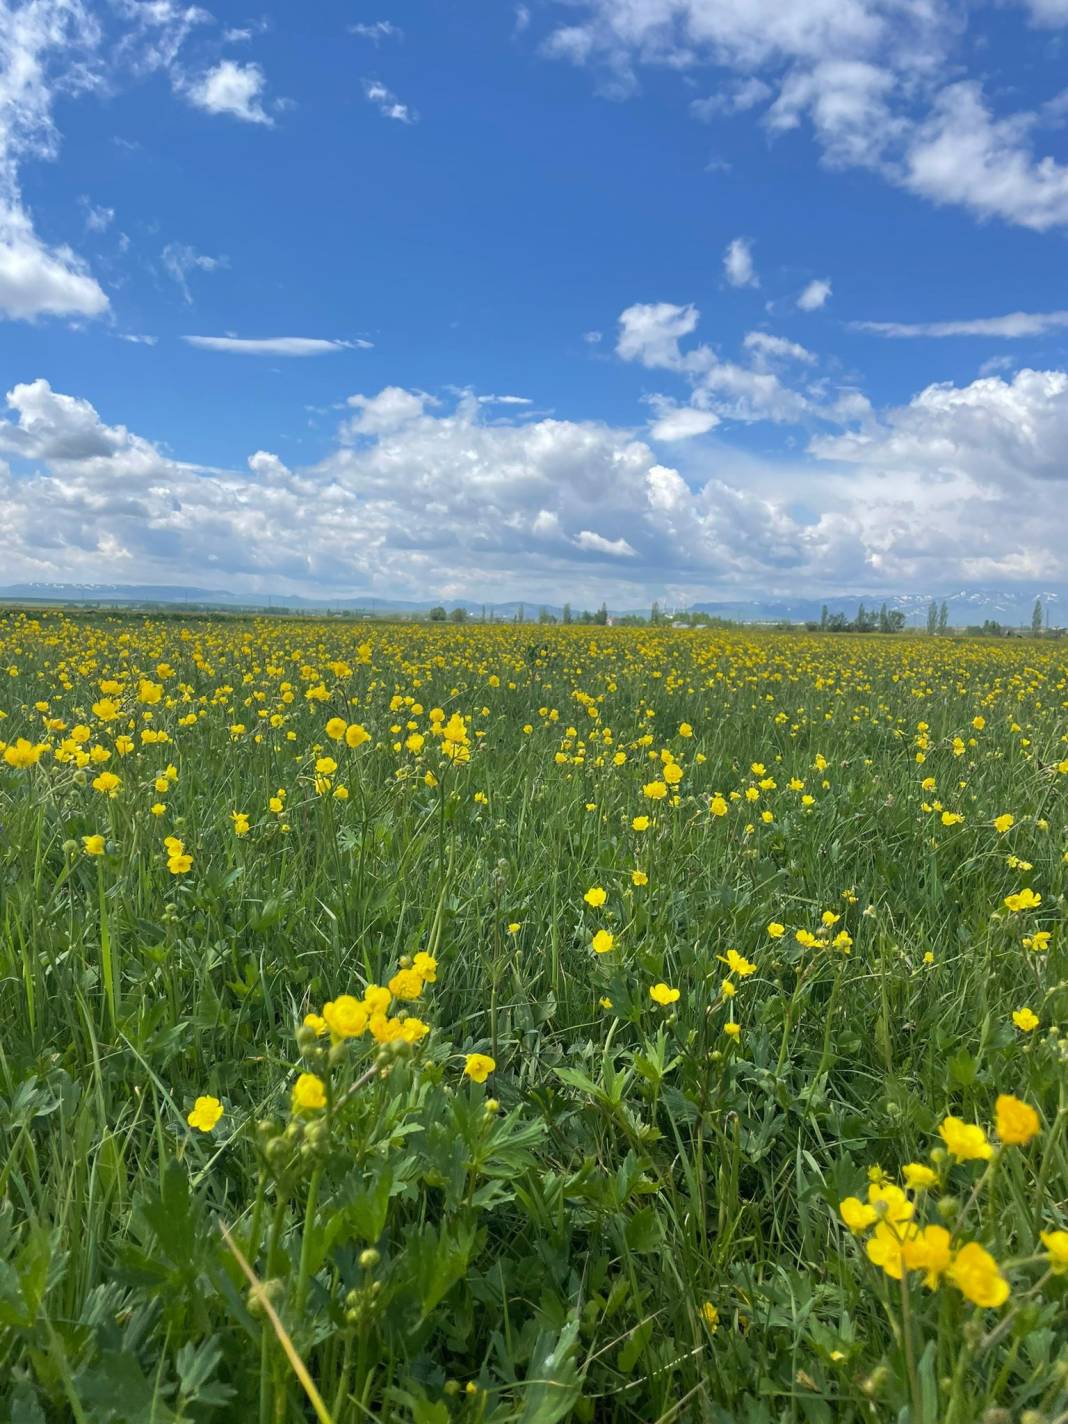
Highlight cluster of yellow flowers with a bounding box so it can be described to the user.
[839,1095,1050,1308]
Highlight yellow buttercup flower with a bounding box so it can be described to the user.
[187,1096,224,1132]
[292,1073,327,1112]
[82,833,106,856]
[1012,1007,1039,1032]
[946,1242,1010,1308]
[464,1053,495,1083]
[995,1094,1039,1145]
[938,1116,993,1162]
[591,929,615,954]
[649,982,680,1006]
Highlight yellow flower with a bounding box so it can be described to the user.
[866,1220,917,1279]
[303,1013,328,1036]
[1004,888,1041,912]
[82,833,106,856]
[767,922,785,938]
[995,1094,1040,1145]
[507,922,520,934]
[938,1116,993,1162]
[631,868,648,886]
[700,1301,718,1332]
[940,810,963,826]
[1023,930,1050,953]
[868,1182,914,1226]
[901,1224,953,1289]
[643,780,667,800]
[719,949,756,977]
[412,951,437,982]
[292,1073,327,1112]
[150,802,166,816]
[591,929,615,955]
[631,815,650,832]
[1039,1230,1068,1274]
[92,770,121,796]
[1012,1007,1039,1032]
[946,1242,1009,1308]
[345,723,371,748]
[464,1053,495,1083]
[322,995,369,1038]
[649,982,680,1005]
[363,985,391,1014]
[325,716,347,740]
[903,1162,938,1191]
[187,1096,224,1132]
[231,810,250,836]
[839,1197,878,1233]
[993,813,1014,833]
[723,1022,741,1040]
[388,968,424,1001]
[583,886,607,907]
[709,794,728,817]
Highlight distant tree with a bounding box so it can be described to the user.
[1032,597,1043,636]
[428,606,447,622]
[650,600,662,625]
[448,606,468,623]
[926,601,938,636]
[887,610,906,633]
[878,602,890,633]
[593,602,608,626]
[982,619,1003,636]
[537,606,556,623]
[820,604,829,631]
[562,602,572,625]
[938,600,949,635]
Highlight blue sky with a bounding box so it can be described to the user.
[1,0,1067,605]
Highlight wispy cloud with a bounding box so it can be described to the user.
[182,335,372,356]
[162,243,228,303]
[852,311,1068,338]
[350,21,403,42]
[363,78,417,123]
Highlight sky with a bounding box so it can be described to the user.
[1,0,1067,608]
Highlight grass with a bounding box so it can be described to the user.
[0,611,1065,1422]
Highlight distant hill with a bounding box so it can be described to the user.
[0,583,1062,626]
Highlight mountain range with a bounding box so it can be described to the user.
[0,583,1062,627]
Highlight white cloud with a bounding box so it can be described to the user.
[723,236,757,287]
[183,335,370,356]
[1015,0,1068,25]
[162,242,227,302]
[118,333,157,345]
[344,386,433,436]
[690,77,771,120]
[0,0,110,321]
[574,529,637,557]
[616,301,700,368]
[350,20,403,41]
[743,330,816,364]
[798,278,832,311]
[617,300,814,424]
[539,0,1068,233]
[853,310,1068,338]
[186,60,273,125]
[80,198,115,232]
[645,396,720,441]
[3,373,1068,599]
[903,82,1068,232]
[363,78,416,123]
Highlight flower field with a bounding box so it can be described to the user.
[1,610,1066,1423]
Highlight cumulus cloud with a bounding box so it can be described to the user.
[798,278,832,311]
[4,367,1066,601]
[616,301,814,424]
[183,335,372,356]
[723,237,757,287]
[186,60,273,124]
